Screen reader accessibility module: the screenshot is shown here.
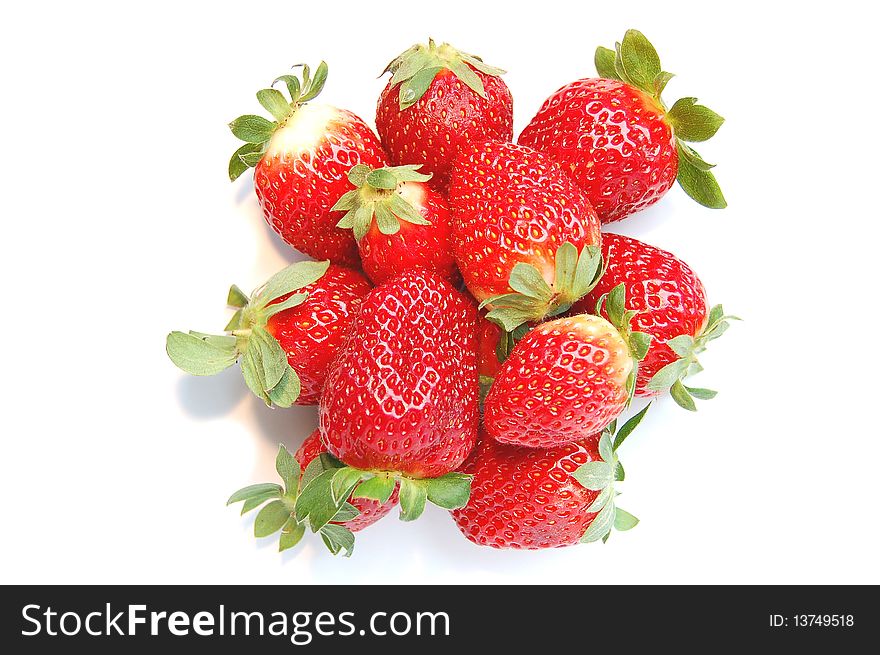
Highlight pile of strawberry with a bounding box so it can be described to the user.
[167,30,735,556]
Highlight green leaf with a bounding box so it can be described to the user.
[347,163,371,187]
[279,518,306,552]
[319,523,355,557]
[331,502,361,523]
[398,478,428,521]
[266,366,301,407]
[605,283,627,328]
[227,284,249,308]
[366,168,399,190]
[677,146,727,209]
[618,29,661,93]
[229,114,276,143]
[331,189,359,212]
[273,74,301,102]
[708,304,724,326]
[598,431,614,465]
[448,59,486,97]
[586,485,613,514]
[614,507,639,531]
[227,482,283,505]
[614,460,625,482]
[299,456,326,492]
[256,260,330,307]
[229,142,262,181]
[553,242,578,297]
[256,88,292,122]
[572,461,613,491]
[299,61,328,103]
[166,331,238,376]
[241,494,274,515]
[263,293,308,320]
[352,476,396,504]
[666,334,695,358]
[389,193,431,226]
[667,97,724,143]
[670,380,697,411]
[239,346,270,405]
[295,469,345,532]
[249,325,287,391]
[275,445,300,496]
[239,150,263,167]
[653,71,675,96]
[684,385,717,400]
[581,499,615,543]
[485,306,537,332]
[330,467,366,505]
[509,263,554,302]
[374,203,401,236]
[613,403,651,451]
[388,164,432,183]
[595,46,619,79]
[647,358,690,391]
[390,49,432,85]
[254,500,290,538]
[399,66,442,110]
[678,142,716,171]
[425,473,472,510]
[571,245,603,300]
[629,331,652,361]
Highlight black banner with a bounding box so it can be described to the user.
[2,585,873,651]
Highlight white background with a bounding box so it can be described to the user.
[2,1,877,584]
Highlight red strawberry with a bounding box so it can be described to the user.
[330,163,457,284]
[571,233,737,409]
[449,140,603,330]
[483,301,650,448]
[294,269,478,528]
[476,315,504,380]
[229,63,388,265]
[295,430,398,532]
[519,29,725,223]
[452,412,647,549]
[376,40,513,189]
[167,260,371,407]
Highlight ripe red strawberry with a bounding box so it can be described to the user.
[330,163,457,285]
[376,40,513,189]
[452,412,647,549]
[167,260,371,407]
[295,430,398,532]
[294,269,478,528]
[229,63,387,265]
[519,29,725,223]
[449,140,603,330]
[476,315,504,380]
[571,233,737,409]
[483,298,650,448]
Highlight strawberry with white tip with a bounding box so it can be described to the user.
[229,62,387,265]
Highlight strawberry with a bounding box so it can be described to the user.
[519,29,725,223]
[571,233,737,410]
[229,63,387,265]
[448,140,603,330]
[295,430,398,532]
[226,442,363,557]
[376,40,513,189]
[295,269,479,530]
[452,409,648,549]
[476,315,504,381]
[330,163,457,284]
[483,291,651,448]
[166,260,371,407]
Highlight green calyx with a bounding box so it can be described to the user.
[481,243,604,332]
[227,444,358,557]
[331,164,433,241]
[594,29,726,210]
[646,304,740,411]
[382,38,506,110]
[572,403,651,544]
[295,452,472,529]
[595,283,653,403]
[165,260,331,408]
[228,62,329,181]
